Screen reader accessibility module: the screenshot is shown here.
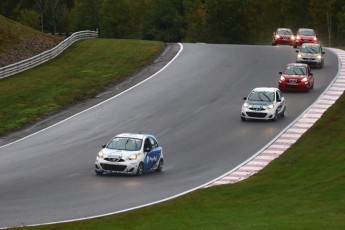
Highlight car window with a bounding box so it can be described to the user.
[300,45,321,54]
[277,29,292,35]
[107,137,142,151]
[149,137,158,148]
[298,29,315,36]
[248,91,275,102]
[284,66,307,75]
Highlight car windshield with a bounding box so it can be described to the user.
[248,91,275,102]
[277,29,292,35]
[107,137,142,151]
[284,65,307,75]
[300,45,321,54]
[298,30,315,36]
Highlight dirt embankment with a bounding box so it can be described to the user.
[0,15,63,67]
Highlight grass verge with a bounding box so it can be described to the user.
[10,60,345,229]
[0,38,164,135]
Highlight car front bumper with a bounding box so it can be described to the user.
[95,158,140,175]
[279,81,311,91]
[296,58,323,67]
[241,108,276,120]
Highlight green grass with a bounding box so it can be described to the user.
[0,38,164,135]
[9,64,345,229]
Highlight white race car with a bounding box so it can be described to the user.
[95,133,163,176]
[241,87,286,121]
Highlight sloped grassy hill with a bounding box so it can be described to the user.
[0,14,63,67]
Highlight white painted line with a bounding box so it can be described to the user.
[269,144,290,149]
[286,128,307,133]
[261,149,285,154]
[281,133,301,138]
[247,161,269,166]
[275,139,296,144]
[240,166,262,171]
[256,155,278,160]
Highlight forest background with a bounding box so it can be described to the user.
[1,0,345,47]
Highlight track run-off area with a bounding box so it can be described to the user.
[0,43,342,228]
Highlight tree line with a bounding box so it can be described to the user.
[1,0,345,46]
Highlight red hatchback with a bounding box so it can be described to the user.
[278,63,314,91]
[272,28,294,46]
[293,28,318,48]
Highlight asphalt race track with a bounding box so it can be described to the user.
[0,44,339,227]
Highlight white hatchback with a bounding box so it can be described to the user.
[241,87,286,121]
[95,133,163,176]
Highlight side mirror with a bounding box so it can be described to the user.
[145,147,151,152]
[279,72,282,75]
[322,51,325,54]
[277,99,281,102]
[102,145,106,148]
[295,50,299,53]
[243,97,247,100]
[310,73,313,76]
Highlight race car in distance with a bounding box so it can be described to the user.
[272,28,294,46]
[293,28,318,48]
[278,63,314,91]
[241,87,286,121]
[296,43,325,68]
[95,133,163,176]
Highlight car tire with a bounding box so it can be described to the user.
[136,162,144,176]
[273,111,278,121]
[280,106,286,118]
[156,159,163,172]
[95,170,103,176]
[272,42,276,46]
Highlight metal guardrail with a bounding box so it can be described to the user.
[0,30,98,80]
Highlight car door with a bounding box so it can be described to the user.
[143,137,161,172]
[275,90,285,114]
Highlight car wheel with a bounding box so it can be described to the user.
[156,159,163,172]
[272,42,276,46]
[273,111,278,121]
[95,169,103,176]
[136,162,144,176]
[280,106,286,118]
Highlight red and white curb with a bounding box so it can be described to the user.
[206,48,345,187]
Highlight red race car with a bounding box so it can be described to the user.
[293,28,318,48]
[278,63,314,92]
[272,28,294,46]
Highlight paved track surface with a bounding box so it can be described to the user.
[0,44,338,227]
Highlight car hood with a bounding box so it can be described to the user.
[297,35,314,39]
[246,101,273,107]
[299,52,321,57]
[101,148,139,157]
[282,74,306,79]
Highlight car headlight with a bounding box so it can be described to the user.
[317,55,322,59]
[242,102,249,108]
[296,35,300,40]
[128,152,140,160]
[291,35,295,40]
[301,77,308,82]
[313,36,317,41]
[97,151,104,159]
[280,76,286,81]
[297,54,302,59]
